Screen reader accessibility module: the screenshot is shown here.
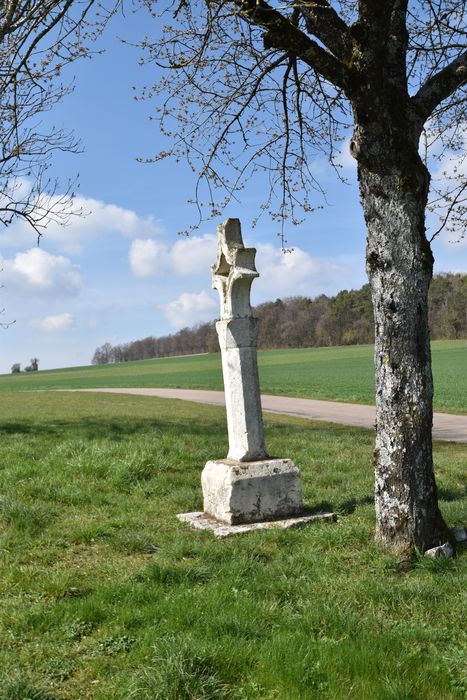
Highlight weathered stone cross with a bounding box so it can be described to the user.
[177,218,336,535]
[201,218,304,524]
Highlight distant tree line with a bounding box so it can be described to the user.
[92,273,467,364]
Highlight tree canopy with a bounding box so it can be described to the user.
[137,0,466,237]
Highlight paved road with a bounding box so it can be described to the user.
[75,388,467,443]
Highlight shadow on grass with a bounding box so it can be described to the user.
[306,495,374,518]
[306,489,466,519]
[438,486,466,502]
[0,413,365,443]
[0,417,227,442]
[338,495,374,515]
[307,500,335,514]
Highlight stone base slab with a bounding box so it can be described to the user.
[177,511,337,538]
[202,457,303,525]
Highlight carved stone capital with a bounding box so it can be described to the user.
[212,218,258,321]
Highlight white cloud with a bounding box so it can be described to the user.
[0,191,163,255]
[31,312,74,332]
[2,248,82,297]
[163,290,217,328]
[129,238,169,277]
[255,244,363,300]
[171,234,217,276]
[129,233,216,279]
[132,233,365,304]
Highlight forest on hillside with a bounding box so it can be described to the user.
[92,273,467,364]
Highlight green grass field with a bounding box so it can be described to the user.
[1,339,466,413]
[0,390,466,699]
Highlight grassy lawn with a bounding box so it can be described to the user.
[1,339,466,413]
[0,390,465,699]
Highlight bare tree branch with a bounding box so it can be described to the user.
[0,0,120,236]
[412,50,467,121]
[385,0,409,85]
[299,0,353,61]
[136,0,466,235]
[236,0,350,90]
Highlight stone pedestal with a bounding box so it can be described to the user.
[202,458,303,525]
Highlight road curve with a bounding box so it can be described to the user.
[73,388,467,444]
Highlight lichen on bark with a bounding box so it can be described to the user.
[356,128,450,554]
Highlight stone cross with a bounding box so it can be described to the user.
[212,218,267,461]
[177,217,335,532]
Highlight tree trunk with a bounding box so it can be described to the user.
[356,133,450,557]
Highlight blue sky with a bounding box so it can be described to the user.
[1,8,466,373]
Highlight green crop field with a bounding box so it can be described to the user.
[0,390,466,699]
[1,339,466,413]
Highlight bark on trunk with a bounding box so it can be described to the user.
[356,135,450,557]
